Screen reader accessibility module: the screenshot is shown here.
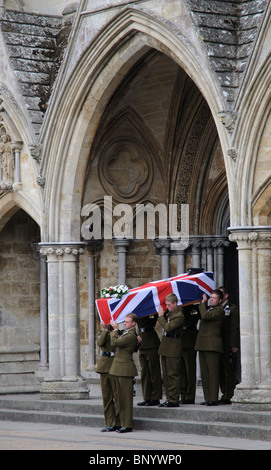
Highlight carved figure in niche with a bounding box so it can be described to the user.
[0,133,14,182]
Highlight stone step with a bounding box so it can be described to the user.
[0,394,271,442]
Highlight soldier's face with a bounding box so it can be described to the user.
[124,317,135,329]
[209,293,222,306]
[165,301,178,312]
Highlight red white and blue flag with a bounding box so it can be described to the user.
[96,271,215,324]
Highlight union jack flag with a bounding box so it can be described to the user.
[96,271,215,324]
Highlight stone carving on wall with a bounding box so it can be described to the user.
[218,110,237,133]
[0,128,14,196]
[98,139,153,203]
[0,114,23,196]
[0,133,14,181]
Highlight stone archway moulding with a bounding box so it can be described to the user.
[40,7,230,243]
[0,192,41,231]
[233,53,271,227]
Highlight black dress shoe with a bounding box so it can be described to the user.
[205,401,218,406]
[200,401,207,405]
[180,399,195,404]
[158,401,179,407]
[145,400,160,406]
[116,427,133,433]
[137,400,151,406]
[218,399,231,404]
[100,425,119,432]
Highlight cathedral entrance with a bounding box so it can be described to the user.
[80,50,238,372]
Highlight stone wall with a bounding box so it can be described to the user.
[0,208,41,393]
[0,209,40,342]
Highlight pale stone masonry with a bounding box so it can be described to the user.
[0,0,270,407]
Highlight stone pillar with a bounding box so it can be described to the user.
[39,243,89,399]
[86,241,103,371]
[38,252,48,371]
[190,237,202,268]
[153,239,171,278]
[229,227,271,409]
[12,141,22,183]
[175,249,186,275]
[212,237,230,286]
[205,237,214,272]
[113,238,131,284]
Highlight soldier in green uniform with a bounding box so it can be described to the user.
[96,322,120,432]
[218,286,240,404]
[179,304,200,404]
[157,293,185,407]
[195,290,224,406]
[137,315,162,406]
[109,313,138,433]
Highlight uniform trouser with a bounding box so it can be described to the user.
[179,349,197,401]
[199,351,221,402]
[114,376,134,428]
[100,373,120,427]
[161,355,181,404]
[219,351,238,400]
[139,348,162,401]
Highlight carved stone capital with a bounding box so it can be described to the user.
[39,242,85,258]
[86,240,103,254]
[229,227,271,249]
[153,238,171,250]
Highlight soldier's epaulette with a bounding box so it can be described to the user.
[120,330,129,338]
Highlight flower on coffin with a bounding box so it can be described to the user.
[100,284,129,299]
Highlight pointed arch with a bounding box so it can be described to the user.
[233,53,271,226]
[0,83,36,145]
[252,176,271,225]
[200,171,228,235]
[40,7,227,242]
[0,192,41,232]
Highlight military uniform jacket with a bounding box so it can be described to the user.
[95,329,115,374]
[109,328,138,378]
[221,301,240,351]
[137,316,160,350]
[181,306,200,350]
[195,302,224,353]
[157,306,185,357]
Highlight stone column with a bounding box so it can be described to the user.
[113,238,131,284]
[38,252,48,371]
[202,237,214,273]
[190,237,202,269]
[212,237,230,286]
[12,141,22,183]
[175,249,186,275]
[31,244,48,378]
[153,239,171,278]
[229,227,271,409]
[39,243,89,399]
[86,241,103,371]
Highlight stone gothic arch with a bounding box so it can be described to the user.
[36,5,244,401]
[40,7,230,244]
[232,53,271,227]
[0,206,41,394]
